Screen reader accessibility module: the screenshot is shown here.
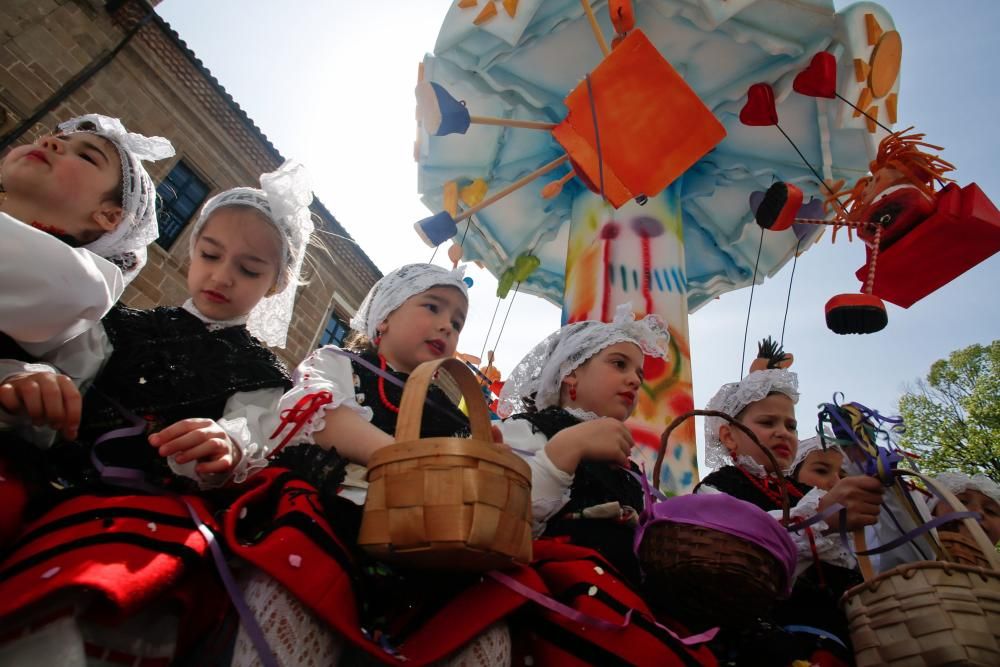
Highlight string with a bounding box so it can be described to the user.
[780,238,801,347]
[490,282,521,356]
[478,297,503,362]
[740,228,765,378]
[835,93,894,134]
[775,124,850,217]
[428,245,439,263]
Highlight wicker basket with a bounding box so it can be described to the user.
[358,357,532,571]
[640,409,792,626]
[939,530,995,569]
[843,470,1000,667]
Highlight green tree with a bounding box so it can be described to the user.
[897,341,1000,479]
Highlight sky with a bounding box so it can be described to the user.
[157,0,999,472]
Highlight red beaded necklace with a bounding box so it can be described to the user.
[735,463,804,508]
[377,354,400,414]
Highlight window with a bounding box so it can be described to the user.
[319,313,350,347]
[155,160,210,249]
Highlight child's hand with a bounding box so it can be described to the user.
[149,418,240,475]
[545,418,634,474]
[819,476,885,531]
[0,371,81,439]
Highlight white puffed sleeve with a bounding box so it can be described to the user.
[272,346,373,447]
[0,213,123,349]
[499,418,574,537]
[167,386,285,489]
[781,487,856,576]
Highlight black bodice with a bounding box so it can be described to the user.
[511,407,645,583]
[67,305,290,482]
[350,351,470,439]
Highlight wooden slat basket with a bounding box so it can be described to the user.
[843,470,1000,667]
[638,409,792,626]
[358,357,532,571]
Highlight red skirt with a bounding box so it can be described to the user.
[0,491,227,649]
[224,467,718,666]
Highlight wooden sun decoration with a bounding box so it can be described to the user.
[458,0,519,25]
[414,0,725,296]
[853,13,901,133]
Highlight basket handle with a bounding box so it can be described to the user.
[656,409,791,524]
[394,357,493,444]
[852,469,1000,580]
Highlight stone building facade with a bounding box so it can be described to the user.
[0,0,381,366]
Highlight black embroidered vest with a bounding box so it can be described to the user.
[511,407,645,583]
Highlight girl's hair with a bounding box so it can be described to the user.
[342,330,376,355]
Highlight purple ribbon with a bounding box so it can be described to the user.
[487,571,718,645]
[88,425,280,667]
[854,510,980,556]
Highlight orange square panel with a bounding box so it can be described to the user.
[552,29,726,208]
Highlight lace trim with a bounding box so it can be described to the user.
[498,305,668,418]
[704,369,799,469]
[233,568,343,667]
[564,406,600,422]
[785,488,855,573]
[218,415,268,485]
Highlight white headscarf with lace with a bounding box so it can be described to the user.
[927,471,1000,512]
[703,369,799,470]
[57,114,175,282]
[791,435,844,474]
[189,160,314,347]
[498,304,668,419]
[350,263,469,341]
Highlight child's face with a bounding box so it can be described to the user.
[933,489,1000,546]
[0,132,123,239]
[564,342,644,421]
[795,448,845,491]
[378,286,467,374]
[187,208,282,322]
[720,393,798,472]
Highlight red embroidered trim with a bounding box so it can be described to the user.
[735,464,804,507]
[269,390,334,455]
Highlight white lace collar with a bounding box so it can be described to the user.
[564,406,601,422]
[181,299,249,332]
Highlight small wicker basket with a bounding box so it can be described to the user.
[639,409,792,626]
[843,470,1000,667]
[358,357,532,571]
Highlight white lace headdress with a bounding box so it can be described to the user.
[497,304,669,419]
[703,369,799,470]
[189,160,314,347]
[927,471,1000,512]
[58,114,175,282]
[791,434,844,473]
[350,263,469,341]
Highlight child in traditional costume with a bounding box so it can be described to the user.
[695,348,886,666]
[0,113,172,548]
[0,114,173,361]
[495,304,664,585]
[488,306,717,667]
[928,471,1000,546]
[228,263,525,666]
[791,436,846,492]
[0,161,313,665]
